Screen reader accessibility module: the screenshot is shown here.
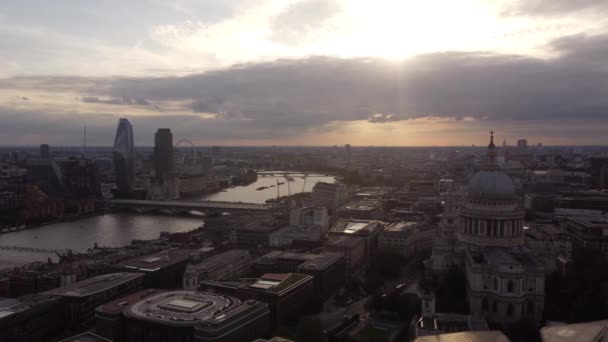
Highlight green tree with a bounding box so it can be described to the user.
[295,317,326,342]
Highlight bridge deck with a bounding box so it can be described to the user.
[110,199,274,210]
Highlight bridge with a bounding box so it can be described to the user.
[0,245,71,254]
[257,171,334,177]
[110,199,277,212]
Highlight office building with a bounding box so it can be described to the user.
[0,294,65,342]
[253,251,346,298]
[154,128,174,183]
[269,224,323,247]
[102,290,270,342]
[40,144,50,159]
[200,273,314,327]
[590,157,608,190]
[44,272,144,330]
[114,249,193,289]
[378,221,436,257]
[312,182,348,211]
[324,235,367,271]
[562,216,608,255]
[337,199,384,220]
[113,118,136,196]
[183,249,251,290]
[328,219,386,259]
[517,139,528,149]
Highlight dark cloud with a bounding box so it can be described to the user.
[2,33,608,144]
[504,0,608,16]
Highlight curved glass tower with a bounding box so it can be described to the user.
[113,118,135,196]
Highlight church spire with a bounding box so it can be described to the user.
[488,130,497,168]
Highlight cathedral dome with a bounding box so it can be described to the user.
[468,170,515,199]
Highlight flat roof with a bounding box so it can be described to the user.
[330,220,384,235]
[44,272,144,298]
[98,289,165,315]
[0,294,59,318]
[541,320,608,342]
[124,290,264,326]
[116,249,192,272]
[298,253,343,271]
[338,200,382,212]
[414,331,510,342]
[325,235,366,248]
[59,332,112,342]
[190,249,249,272]
[249,273,311,293]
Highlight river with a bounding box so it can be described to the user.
[0,172,335,269]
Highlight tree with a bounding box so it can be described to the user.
[295,317,326,342]
[436,266,468,314]
[545,248,608,322]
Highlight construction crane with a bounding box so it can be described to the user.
[301,173,308,192]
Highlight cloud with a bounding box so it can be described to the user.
[504,0,608,16]
[270,0,341,45]
[82,96,151,105]
[1,33,608,145]
[368,113,400,123]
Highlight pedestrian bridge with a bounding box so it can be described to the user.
[110,199,277,212]
[0,245,71,254]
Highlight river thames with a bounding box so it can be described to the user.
[0,173,335,268]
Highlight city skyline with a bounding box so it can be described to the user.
[1,0,608,146]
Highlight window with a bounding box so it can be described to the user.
[482,298,488,310]
[493,277,498,290]
[527,301,534,314]
[492,301,497,313]
[507,280,514,292]
[507,304,513,316]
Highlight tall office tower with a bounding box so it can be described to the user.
[591,158,608,190]
[40,144,50,159]
[113,118,135,196]
[154,128,174,183]
[517,139,528,149]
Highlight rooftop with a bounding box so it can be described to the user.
[255,251,343,271]
[116,249,192,272]
[325,235,366,248]
[98,288,165,315]
[414,331,509,342]
[330,220,385,235]
[248,273,311,293]
[0,294,60,320]
[541,320,608,342]
[381,221,430,236]
[44,272,144,298]
[58,332,112,342]
[124,290,265,327]
[189,249,250,272]
[338,200,382,212]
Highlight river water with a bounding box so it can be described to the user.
[0,172,335,269]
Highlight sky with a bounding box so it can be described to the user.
[1,0,608,146]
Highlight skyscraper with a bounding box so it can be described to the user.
[40,144,50,159]
[113,118,135,196]
[154,128,174,183]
